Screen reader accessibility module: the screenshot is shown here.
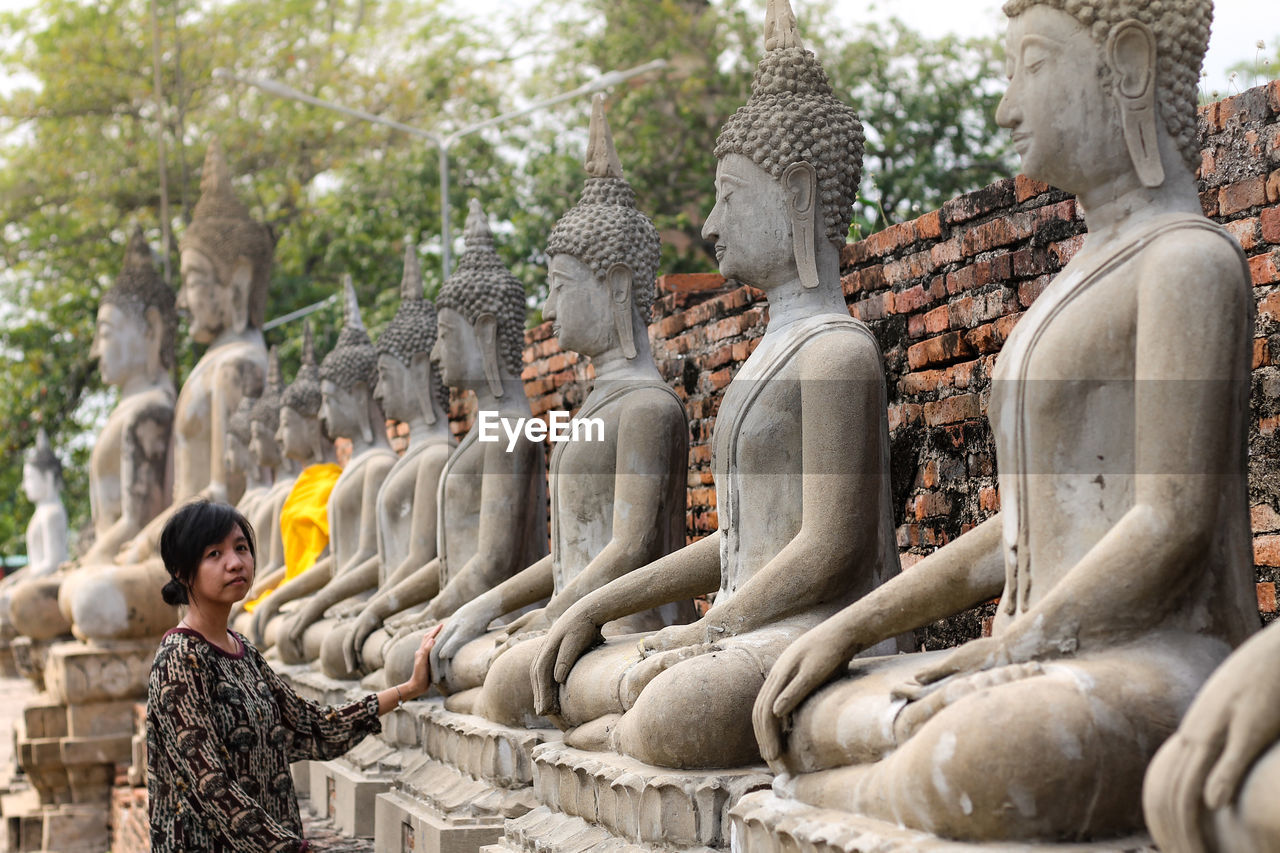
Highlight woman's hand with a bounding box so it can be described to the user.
[404,623,444,699]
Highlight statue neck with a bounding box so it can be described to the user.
[472,373,530,416]
[589,321,662,383]
[244,465,271,492]
[407,408,453,446]
[277,457,301,478]
[347,395,392,458]
[117,369,174,400]
[762,275,848,332]
[206,325,264,354]
[1075,131,1202,249]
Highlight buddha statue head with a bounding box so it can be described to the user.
[224,395,256,479]
[374,245,449,426]
[319,276,384,444]
[278,320,328,463]
[705,0,864,292]
[92,226,177,389]
[545,94,661,360]
[998,0,1211,192]
[249,347,285,470]
[22,428,62,505]
[433,200,527,398]
[178,137,274,343]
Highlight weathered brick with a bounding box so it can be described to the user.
[1220,176,1267,216]
[1019,274,1051,308]
[916,210,943,240]
[1014,174,1050,203]
[1200,189,1219,217]
[1254,534,1280,566]
[1270,80,1280,115]
[923,393,983,426]
[1259,582,1277,614]
[942,180,1016,225]
[1225,217,1259,252]
[930,236,964,268]
[962,212,1036,256]
[908,331,977,370]
[923,305,950,334]
[1011,247,1053,278]
[887,403,923,431]
[979,486,1001,513]
[1255,337,1271,369]
[1269,170,1280,204]
[842,264,888,296]
[1262,207,1280,244]
[1251,251,1280,286]
[1198,147,1216,182]
[708,368,733,391]
[893,284,930,315]
[1252,503,1280,532]
[914,490,954,519]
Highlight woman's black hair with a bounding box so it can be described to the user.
[159,499,257,606]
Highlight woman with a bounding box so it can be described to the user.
[146,499,440,852]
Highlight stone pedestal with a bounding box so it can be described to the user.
[10,638,57,691]
[727,792,1158,853]
[487,744,772,853]
[43,640,154,706]
[371,699,557,853]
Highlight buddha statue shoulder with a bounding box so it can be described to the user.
[751,0,1257,842]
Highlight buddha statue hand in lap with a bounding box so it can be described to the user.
[426,94,691,727]
[752,0,1257,842]
[529,0,907,771]
[274,278,397,664]
[316,246,455,680]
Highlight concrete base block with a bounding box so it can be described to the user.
[727,792,1158,853]
[292,760,312,800]
[43,640,156,706]
[526,743,771,852]
[315,757,393,838]
[374,788,505,853]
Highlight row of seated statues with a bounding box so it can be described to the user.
[9,0,1277,850]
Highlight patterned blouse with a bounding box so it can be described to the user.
[147,628,380,852]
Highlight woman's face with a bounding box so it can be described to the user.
[188,524,254,609]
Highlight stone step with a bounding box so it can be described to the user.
[727,792,1159,853]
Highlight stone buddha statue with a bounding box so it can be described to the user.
[226,394,271,521]
[370,200,549,688]
[19,430,69,579]
[428,95,692,728]
[314,246,455,680]
[238,323,340,637]
[59,138,271,641]
[750,0,1257,842]
[7,227,176,644]
[1144,618,1280,853]
[530,0,905,770]
[0,430,70,674]
[262,278,399,663]
[246,348,296,576]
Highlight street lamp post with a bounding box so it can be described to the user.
[213,59,666,279]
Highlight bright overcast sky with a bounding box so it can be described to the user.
[0,0,1276,106]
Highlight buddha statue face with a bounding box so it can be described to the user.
[90,303,155,388]
[22,462,55,504]
[545,255,620,357]
[178,247,249,344]
[250,420,282,469]
[277,405,321,462]
[703,153,804,290]
[373,355,420,425]
[430,307,488,392]
[319,380,366,442]
[997,6,1127,193]
[223,431,253,479]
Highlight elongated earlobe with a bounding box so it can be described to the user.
[607,264,638,359]
[475,313,504,398]
[783,162,820,289]
[411,352,439,425]
[1108,20,1164,189]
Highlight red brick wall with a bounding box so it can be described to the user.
[507,81,1280,643]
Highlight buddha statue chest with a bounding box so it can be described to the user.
[437,433,484,587]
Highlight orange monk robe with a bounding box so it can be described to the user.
[242,463,342,612]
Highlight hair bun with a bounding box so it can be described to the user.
[161,578,189,607]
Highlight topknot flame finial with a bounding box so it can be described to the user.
[301,319,316,367]
[401,244,424,303]
[584,94,626,180]
[123,225,154,273]
[341,274,365,332]
[35,427,51,455]
[199,136,234,200]
[463,199,494,249]
[265,346,282,391]
[764,0,802,51]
